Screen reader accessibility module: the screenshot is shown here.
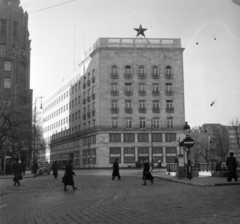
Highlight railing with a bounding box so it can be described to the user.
[83,98,86,104]
[124,73,133,79]
[92,110,95,116]
[87,96,91,102]
[165,90,174,96]
[87,80,91,86]
[138,73,146,79]
[125,108,133,113]
[165,73,173,79]
[151,73,159,79]
[138,108,146,113]
[111,73,119,79]
[124,90,133,96]
[167,163,178,172]
[83,83,86,89]
[111,108,119,113]
[165,108,174,113]
[138,90,146,96]
[111,90,119,96]
[92,93,95,99]
[92,77,95,83]
[83,114,86,120]
[87,112,91,118]
[152,108,160,113]
[152,90,160,96]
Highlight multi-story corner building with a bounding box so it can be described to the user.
[226,126,240,162]
[0,0,32,168]
[43,37,186,168]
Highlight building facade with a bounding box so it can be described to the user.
[0,0,32,171]
[226,126,240,161]
[43,37,186,168]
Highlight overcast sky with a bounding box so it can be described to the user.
[20,0,240,127]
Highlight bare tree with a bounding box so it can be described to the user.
[231,117,240,148]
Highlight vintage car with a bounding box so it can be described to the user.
[38,162,51,175]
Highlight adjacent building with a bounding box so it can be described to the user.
[0,0,32,172]
[43,37,186,168]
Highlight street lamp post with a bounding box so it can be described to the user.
[33,97,42,164]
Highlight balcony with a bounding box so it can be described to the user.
[152,107,160,113]
[138,107,146,113]
[83,98,86,104]
[83,114,86,120]
[138,90,146,96]
[111,90,119,96]
[165,107,174,113]
[111,73,119,79]
[124,73,133,79]
[124,90,133,96]
[152,73,160,79]
[125,107,133,113]
[92,93,96,99]
[87,112,91,118]
[152,90,160,96]
[87,96,91,102]
[92,77,95,83]
[83,83,86,89]
[87,80,91,86]
[165,90,174,96]
[165,73,173,79]
[138,73,146,79]
[92,110,95,116]
[111,108,119,113]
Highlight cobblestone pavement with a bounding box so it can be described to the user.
[0,169,240,224]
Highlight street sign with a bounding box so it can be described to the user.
[183,137,195,149]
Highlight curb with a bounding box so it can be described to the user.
[153,176,240,187]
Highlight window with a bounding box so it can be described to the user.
[152,65,159,74]
[125,101,131,108]
[166,66,172,75]
[0,44,6,55]
[152,147,163,163]
[88,89,90,97]
[125,83,132,91]
[138,133,148,142]
[166,100,173,111]
[167,117,174,128]
[111,65,118,74]
[109,134,121,142]
[166,83,173,92]
[152,84,159,92]
[139,84,145,92]
[4,78,11,88]
[13,21,17,36]
[124,133,135,142]
[75,98,77,106]
[165,133,176,142]
[153,101,159,109]
[152,133,162,142]
[125,65,132,74]
[75,84,77,92]
[92,69,95,77]
[4,62,12,71]
[78,81,81,90]
[110,147,121,164]
[1,19,7,34]
[124,147,135,163]
[112,118,118,128]
[92,86,95,94]
[152,119,160,128]
[126,119,132,128]
[166,147,177,163]
[78,96,80,104]
[138,147,149,161]
[139,119,146,128]
[111,100,118,109]
[138,65,145,74]
[139,101,146,109]
[111,84,118,91]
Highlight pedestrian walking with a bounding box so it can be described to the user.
[13,158,22,186]
[112,158,121,180]
[150,159,154,172]
[226,152,238,182]
[142,158,154,185]
[33,162,38,177]
[51,161,58,178]
[158,159,162,168]
[22,162,26,175]
[62,160,77,191]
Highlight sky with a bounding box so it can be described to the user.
[19,0,240,128]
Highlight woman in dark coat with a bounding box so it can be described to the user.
[142,159,154,185]
[51,161,58,178]
[63,160,77,191]
[112,158,121,180]
[13,158,22,186]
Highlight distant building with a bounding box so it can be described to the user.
[225,126,240,161]
[0,0,32,170]
[43,37,186,168]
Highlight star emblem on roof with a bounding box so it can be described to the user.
[134,24,147,37]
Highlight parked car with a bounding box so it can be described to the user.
[38,162,51,175]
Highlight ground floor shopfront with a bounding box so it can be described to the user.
[50,130,185,168]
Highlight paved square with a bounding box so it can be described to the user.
[0,169,240,224]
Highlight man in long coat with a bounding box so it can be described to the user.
[51,161,58,178]
[142,158,154,185]
[13,158,22,186]
[112,158,121,180]
[33,162,38,177]
[63,160,77,191]
[226,152,238,182]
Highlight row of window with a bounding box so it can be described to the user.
[44,69,96,113]
[109,133,176,142]
[50,146,177,165]
[111,65,172,75]
[1,19,18,36]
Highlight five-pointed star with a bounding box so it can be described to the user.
[134,24,147,37]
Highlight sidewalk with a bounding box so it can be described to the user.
[0,171,36,179]
[153,169,240,186]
